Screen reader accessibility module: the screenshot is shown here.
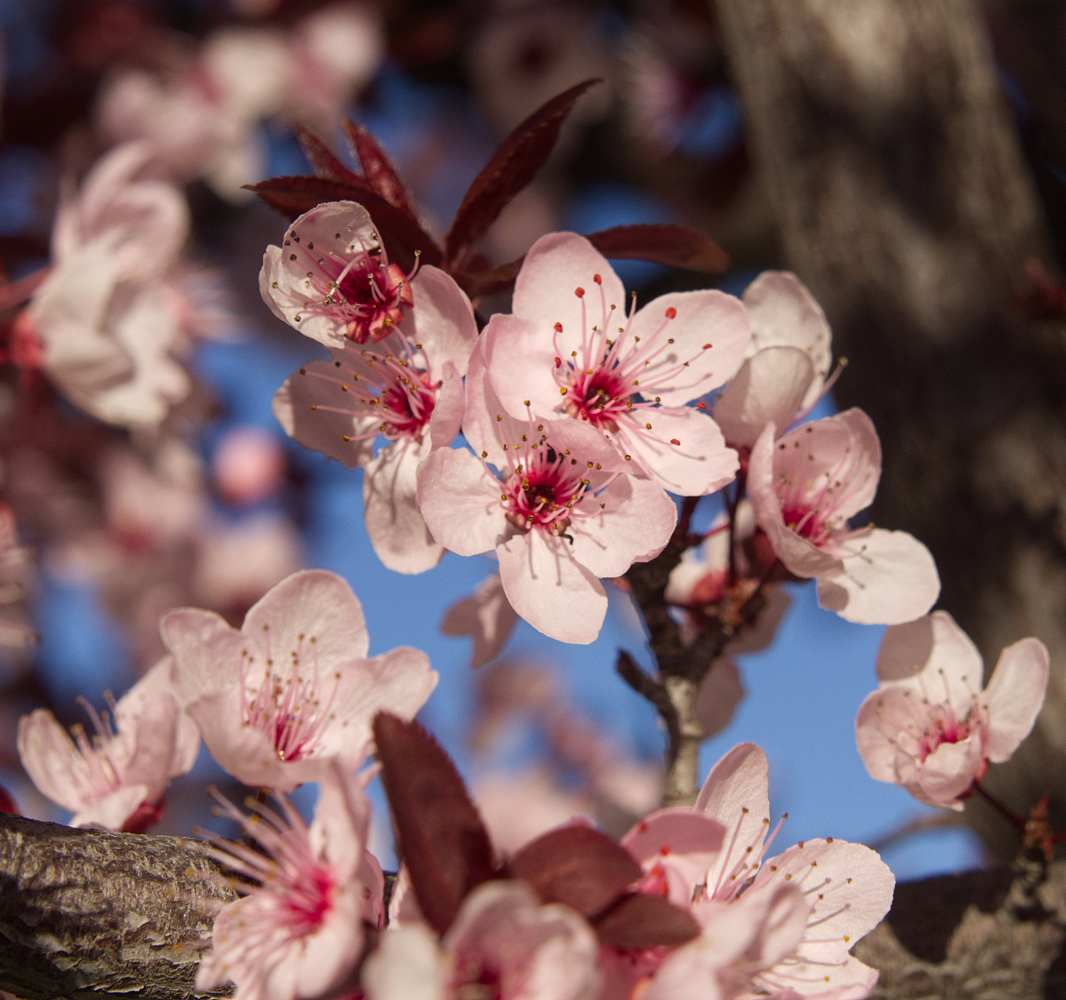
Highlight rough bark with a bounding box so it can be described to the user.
[3,812,1066,998]
[0,811,237,1000]
[713,0,1066,859]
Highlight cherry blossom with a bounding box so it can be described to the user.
[479,231,750,496]
[855,611,1049,810]
[17,657,200,831]
[441,573,519,670]
[362,881,601,1000]
[197,763,381,1000]
[747,408,940,624]
[620,743,894,1000]
[714,271,834,449]
[417,347,677,644]
[269,202,477,573]
[162,569,437,791]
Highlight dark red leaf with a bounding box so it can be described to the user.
[341,120,419,221]
[248,176,443,272]
[0,782,17,815]
[294,124,361,184]
[452,258,525,299]
[444,79,602,269]
[506,824,642,918]
[373,713,495,936]
[584,224,730,274]
[592,892,700,950]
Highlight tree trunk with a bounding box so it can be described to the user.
[714,0,1066,860]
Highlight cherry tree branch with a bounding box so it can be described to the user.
[0,810,237,1000]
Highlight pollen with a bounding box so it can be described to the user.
[575,287,585,298]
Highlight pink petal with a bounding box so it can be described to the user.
[363,436,444,574]
[626,289,750,408]
[854,685,922,784]
[417,447,510,556]
[696,742,772,900]
[622,808,726,905]
[161,607,247,706]
[294,888,364,998]
[400,265,478,375]
[609,406,738,496]
[441,573,519,670]
[362,924,445,1000]
[497,530,608,644]
[461,334,529,470]
[743,271,832,412]
[17,710,92,813]
[429,362,465,450]
[713,347,816,448]
[696,659,745,739]
[71,783,151,831]
[308,762,373,882]
[913,736,983,809]
[876,611,981,708]
[511,232,626,361]
[483,313,565,421]
[273,359,377,469]
[983,637,1050,763]
[816,528,940,625]
[568,475,677,579]
[243,568,371,663]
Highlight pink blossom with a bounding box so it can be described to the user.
[197,763,382,1000]
[417,347,677,644]
[855,611,1049,810]
[269,202,477,573]
[747,408,940,624]
[17,657,200,831]
[621,743,894,1000]
[211,426,286,506]
[162,569,437,792]
[714,271,834,449]
[362,881,601,1000]
[478,232,751,496]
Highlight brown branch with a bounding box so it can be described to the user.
[0,811,237,1000]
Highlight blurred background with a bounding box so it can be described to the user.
[2,0,1066,879]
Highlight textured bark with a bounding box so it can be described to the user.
[713,0,1066,859]
[0,811,237,1000]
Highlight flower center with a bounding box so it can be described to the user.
[239,629,338,762]
[919,704,974,760]
[498,442,597,534]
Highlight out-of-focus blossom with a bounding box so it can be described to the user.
[477,232,750,496]
[17,657,199,831]
[747,409,940,624]
[441,573,519,670]
[473,768,592,855]
[269,202,477,574]
[363,881,601,1000]
[856,611,1049,809]
[191,513,303,616]
[418,361,677,643]
[211,426,286,506]
[163,569,437,791]
[197,763,381,1000]
[714,272,833,449]
[51,142,189,285]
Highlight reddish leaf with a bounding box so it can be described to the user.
[373,713,495,936]
[585,224,730,274]
[249,176,443,271]
[341,120,419,221]
[592,892,700,950]
[0,782,17,815]
[506,824,642,918]
[294,124,361,184]
[444,79,602,269]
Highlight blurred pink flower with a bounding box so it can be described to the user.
[163,569,437,791]
[211,426,286,506]
[855,611,1049,809]
[713,271,834,449]
[17,657,199,831]
[197,763,381,1000]
[478,232,750,496]
[363,881,601,1000]
[441,573,519,670]
[747,408,940,624]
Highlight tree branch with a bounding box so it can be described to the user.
[0,811,237,1000]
